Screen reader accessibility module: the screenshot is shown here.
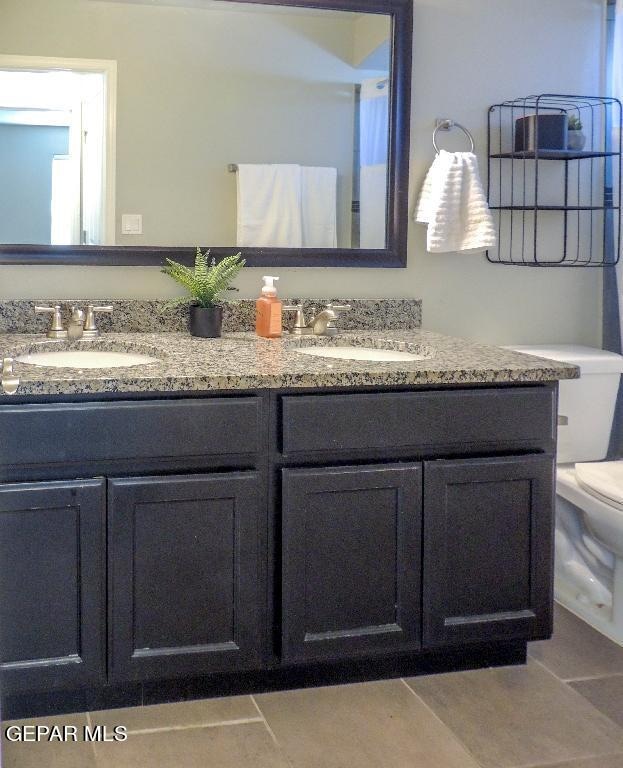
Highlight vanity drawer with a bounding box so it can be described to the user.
[280,387,556,456]
[0,398,261,474]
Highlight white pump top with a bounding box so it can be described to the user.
[261,276,279,297]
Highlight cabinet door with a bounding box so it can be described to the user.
[0,479,105,693]
[108,473,263,682]
[423,455,554,647]
[281,464,422,663]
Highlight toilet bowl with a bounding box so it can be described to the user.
[555,462,623,640]
[573,461,623,557]
[508,344,623,645]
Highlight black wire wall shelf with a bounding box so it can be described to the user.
[490,150,618,161]
[487,94,622,267]
[490,205,615,212]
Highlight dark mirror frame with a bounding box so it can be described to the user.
[0,0,412,268]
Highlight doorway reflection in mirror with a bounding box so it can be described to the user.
[0,67,110,246]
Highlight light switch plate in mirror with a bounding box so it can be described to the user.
[0,0,412,268]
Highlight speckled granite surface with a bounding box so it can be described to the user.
[0,299,422,335]
[0,330,578,398]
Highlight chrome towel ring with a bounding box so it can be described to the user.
[432,119,475,153]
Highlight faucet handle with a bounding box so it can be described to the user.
[325,303,352,313]
[1,357,19,395]
[83,304,113,337]
[283,304,311,335]
[35,304,67,339]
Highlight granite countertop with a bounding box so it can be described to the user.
[0,329,579,398]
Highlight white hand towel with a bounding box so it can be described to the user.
[415,150,496,253]
[236,164,302,247]
[300,166,337,248]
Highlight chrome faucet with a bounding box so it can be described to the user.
[283,303,351,336]
[34,303,113,339]
[309,304,352,336]
[67,307,85,340]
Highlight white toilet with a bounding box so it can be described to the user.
[511,344,623,645]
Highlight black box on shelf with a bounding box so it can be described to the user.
[514,114,568,153]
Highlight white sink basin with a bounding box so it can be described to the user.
[16,350,160,369]
[294,346,427,362]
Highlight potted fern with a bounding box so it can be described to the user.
[162,248,245,337]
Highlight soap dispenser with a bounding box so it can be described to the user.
[256,276,282,338]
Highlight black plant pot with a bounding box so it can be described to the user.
[189,305,223,338]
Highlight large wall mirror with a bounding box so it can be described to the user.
[0,0,412,267]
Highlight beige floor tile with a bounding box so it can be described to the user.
[89,694,260,733]
[530,604,623,680]
[2,713,96,768]
[93,721,291,768]
[529,757,623,768]
[405,661,623,768]
[255,679,481,768]
[570,675,623,728]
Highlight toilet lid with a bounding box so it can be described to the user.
[575,461,623,511]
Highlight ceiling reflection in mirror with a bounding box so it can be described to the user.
[0,0,392,250]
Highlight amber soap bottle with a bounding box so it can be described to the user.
[256,276,282,338]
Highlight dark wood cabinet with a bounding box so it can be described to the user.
[108,472,263,682]
[0,386,559,709]
[281,463,422,662]
[0,479,105,693]
[0,398,263,482]
[280,388,556,458]
[422,455,554,647]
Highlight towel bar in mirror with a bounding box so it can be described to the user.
[0,0,412,269]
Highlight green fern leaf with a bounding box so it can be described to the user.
[161,249,245,308]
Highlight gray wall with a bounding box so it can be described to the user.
[0,0,607,349]
[0,124,69,244]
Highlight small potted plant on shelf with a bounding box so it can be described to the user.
[567,114,586,151]
[162,248,245,338]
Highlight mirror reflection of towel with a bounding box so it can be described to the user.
[237,164,302,247]
[236,164,337,248]
[301,166,337,248]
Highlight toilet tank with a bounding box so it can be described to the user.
[508,345,623,464]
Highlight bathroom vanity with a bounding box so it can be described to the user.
[0,322,577,715]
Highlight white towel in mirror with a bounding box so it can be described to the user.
[236,164,337,248]
[301,166,337,248]
[236,164,303,247]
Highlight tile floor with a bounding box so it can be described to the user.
[3,604,623,768]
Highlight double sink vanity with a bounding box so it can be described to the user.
[0,0,583,723]
[0,299,578,716]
